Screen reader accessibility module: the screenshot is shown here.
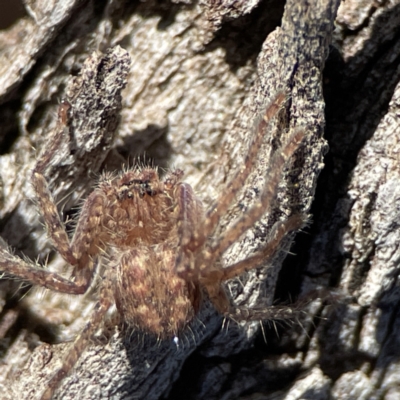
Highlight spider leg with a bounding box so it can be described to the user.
[40,281,113,400]
[199,214,304,315]
[226,284,334,324]
[201,269,310,326]
[227,302,307,323]
[199,277,307,324]
[220,214,305,281]
[207,129,305,265]
[174,182,204,277]
[224,215,307,321]
[199,92,287,246]
[32,100,77,266]
[31,100,109,285]
[0,184,109,292]
[199,268,230,314]
[0,101,107,292]
[31,171,78,266]
[0,250,89,294]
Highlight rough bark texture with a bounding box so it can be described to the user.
[0,0,398,399]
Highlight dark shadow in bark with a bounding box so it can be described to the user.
[202,0,285,71]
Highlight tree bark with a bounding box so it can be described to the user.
[0,0,399,399]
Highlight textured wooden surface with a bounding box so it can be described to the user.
[1,0,399,399]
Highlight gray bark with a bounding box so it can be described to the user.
[0,0,398,399]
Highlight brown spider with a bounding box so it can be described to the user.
[0,92,305,399]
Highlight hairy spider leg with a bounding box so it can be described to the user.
[197,130,305,314]
[174,182,205,278]
[41,280,113,400]
[208,129,305,263]
[0,101,107,293]
[199,92,287,248]
[0,251,86,294]
[174,92,288,280]
[198,215,306,319]
[220,214,305,282]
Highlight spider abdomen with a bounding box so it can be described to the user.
[113,244,194,336]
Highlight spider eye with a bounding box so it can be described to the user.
[138,180,156,196]
[124,179,150,188]
[120,178,156,197]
